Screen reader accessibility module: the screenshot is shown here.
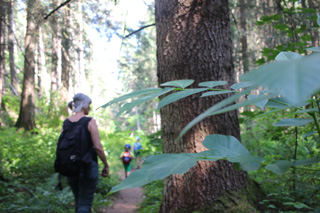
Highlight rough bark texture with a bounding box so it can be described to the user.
[61,4,71,106]
[15,0,39,131]
[240,0,249,73]
[0,0,6,113]
[7,0,20,95]
[50,0,61,96]
[155,0,263,212]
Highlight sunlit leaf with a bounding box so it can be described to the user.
[201,90,233,97]
[230,82,253,90]
[275,52,303,61]
[265,160,292,175]
[273,118,313,127]
[98,88,161,109]
[248,95,268,109]
[202,134,250,157]
[117,88,174,116]
[158,88,208,110]
[160,79,194,89]
[241,53,320,105]
[198,81,227,88]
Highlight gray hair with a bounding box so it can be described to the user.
[68,93,92,113]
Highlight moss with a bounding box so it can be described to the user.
[198,178,267,213]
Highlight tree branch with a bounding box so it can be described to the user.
[123,23,155,39]
[44,0,72,20]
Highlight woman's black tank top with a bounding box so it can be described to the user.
[63,116,98,163]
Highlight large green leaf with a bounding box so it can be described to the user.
[228,154,264,171]
[157,88,208,110]
[302,131,317,139]
[201,90,233,97]
[209,93,276,117]
[179,88,254,137]
[265,160,292,175]
[198,81,227,88]
[248,95,268,109]
[275,52,303,61]
[117,87,174,115]
[110,153,198,193]
[294,108,318,114]
[202,134,250,157]
[160,80,194,89]
[273,118,314,127]
[230,82,253,90]
[98,88,162,109]
[241,53,320,105]
[265,97,290,108]
[292,158,320,166]
[307,47,320,52]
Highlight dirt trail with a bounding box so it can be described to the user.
[99,169,144,213]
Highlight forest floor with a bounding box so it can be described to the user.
[98,168,144,213]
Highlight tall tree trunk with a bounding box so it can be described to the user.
[61,3,71,108]
[0,0,6,114]
[7,0,20,95]
[76,0,86,92]
[240,0,249,73]
[50,0,61,101]
[15,0,39,131]
[308,0,319,47]
[155,0,264,212]
[38,26,49,98]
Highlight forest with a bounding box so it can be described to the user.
[0,0,320,212]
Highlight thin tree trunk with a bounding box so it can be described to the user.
[61,3,71,113]
[7,0,20,95]
[0,0,5,115]
[15,0,39,131]
[76,0,85,92]
[240,0,249,73]
[155,0,264,212]
[50,0,61,101]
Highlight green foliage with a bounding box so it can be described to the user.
[0,125,121,212]
[106,48,320,210]
[139,180,163,213]
[255,4,319,65]
[0,94,20,126]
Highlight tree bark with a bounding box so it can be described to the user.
[0,0,6,114]
[50,0,61,99]
[15,0,39,131]
[61,3,71,107]
[155,0,264,212]
[240,0,249,73]
[7,0,20,95]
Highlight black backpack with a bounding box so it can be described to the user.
[54,117,93,177]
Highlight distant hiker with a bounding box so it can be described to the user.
[120,144,134,178]
[55,93,109,213]
[133,136,142,169]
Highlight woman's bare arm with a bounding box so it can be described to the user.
[88,118,109,177]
